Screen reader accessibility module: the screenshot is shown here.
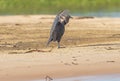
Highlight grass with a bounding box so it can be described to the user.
[0,0,119,15]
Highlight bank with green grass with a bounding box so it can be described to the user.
[0,0,119,15]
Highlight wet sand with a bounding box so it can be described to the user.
[35,74,120,81]
[0,15,120,81]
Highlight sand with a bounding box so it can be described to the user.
[0,15,120,81]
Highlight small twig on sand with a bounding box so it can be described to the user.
[74,16,94,19]
[25,48,53,53]
[45,76,53,81]
[106,61,115,63]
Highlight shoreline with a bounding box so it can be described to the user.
[36,74,120,81]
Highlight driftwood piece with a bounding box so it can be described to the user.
[25,48,53,53]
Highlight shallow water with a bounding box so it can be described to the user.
[72,12,120,17]
[32,74,120,81]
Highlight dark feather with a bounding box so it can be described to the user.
[46,10,72,48]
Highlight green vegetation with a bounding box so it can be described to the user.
[0,0,119,15]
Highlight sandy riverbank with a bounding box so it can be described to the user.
[0,15,120,81]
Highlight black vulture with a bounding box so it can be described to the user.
[46,10,72,48]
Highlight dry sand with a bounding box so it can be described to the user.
[0,15,120,81]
